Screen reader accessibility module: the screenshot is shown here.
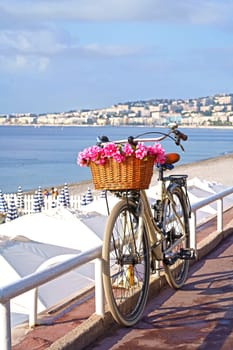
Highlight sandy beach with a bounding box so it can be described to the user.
[63,153,233,196]
[170,153,233,186]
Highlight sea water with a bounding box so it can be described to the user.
[0,125,233,193]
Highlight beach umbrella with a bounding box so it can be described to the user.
[63,183,70,207]
[6,195,18,221]
[0,190,8,213]
[99,190,106,199]
[80,194,87,206]
[58,189,66,207]
[17,186,25,209]
[51,200,57,209]
[86,188,93,204]
[32,192,41,213]
[37,186,44,208]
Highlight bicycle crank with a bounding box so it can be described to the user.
[164,248,196,265]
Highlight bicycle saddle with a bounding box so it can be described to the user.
[165,153,180,165]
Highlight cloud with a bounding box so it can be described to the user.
[1,0,233,114]
[79,43,144,58]
[0,29,64,72]
[0,54,49,73]
[1,0,233,73]
[0,22,145,73]
[1,0,233,26]
[0,30,67,55]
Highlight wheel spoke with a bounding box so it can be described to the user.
[102,200,150,326]
[163,187,190,288]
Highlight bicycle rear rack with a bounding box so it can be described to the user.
[167,174,188,187]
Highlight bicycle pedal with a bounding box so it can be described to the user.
[163,252,178,265]
[179,248,196,260]
[163,248,196,265]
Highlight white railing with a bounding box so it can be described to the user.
[189,187,233,250]
[3,193,99,214]
[0,246,103,350]
[0,187,233,350]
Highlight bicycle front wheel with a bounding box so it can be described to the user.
[163,185,190,289]
[102,199,150,326]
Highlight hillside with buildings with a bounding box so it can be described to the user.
[1,93,233,127]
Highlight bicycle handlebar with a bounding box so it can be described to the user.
[97,124,188,151]
[174,129,188,141]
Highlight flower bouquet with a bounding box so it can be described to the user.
[77,141,165,190]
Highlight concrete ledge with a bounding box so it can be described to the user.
[48,313,111,350]
[48,275,168,350]
[47,224,233,350]
[197,226,233,260]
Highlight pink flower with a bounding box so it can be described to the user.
[113,152,125,163]
[77,148,90,167]
[77,145,104,166]
[135,142,148,160]
[77,140,165,167]
[153,143,166,164]
[102,143,118,158]
[123,143,134,156]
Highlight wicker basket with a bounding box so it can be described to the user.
[89,156,155,190]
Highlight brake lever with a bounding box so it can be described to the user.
[174,134,185,152]
[96,135,110,146]
[179,144,185,152]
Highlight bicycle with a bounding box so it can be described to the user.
[94,124,196,326]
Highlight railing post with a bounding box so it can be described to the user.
[95,258,104,317]
[29,288,38,328]
[217,198,223,233]
[189,211,196,252]
[0,301,11,350]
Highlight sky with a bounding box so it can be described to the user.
[1,0,233,114]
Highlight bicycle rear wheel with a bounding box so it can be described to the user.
[102,199,150,326]
[163,185,190,289]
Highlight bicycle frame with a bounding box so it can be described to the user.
[133,174,189,264]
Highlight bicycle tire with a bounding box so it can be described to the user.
[102,199,150,326]
[162,185,190,289]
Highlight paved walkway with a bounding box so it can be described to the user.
[86,232,233,350]
[12,208,233,350]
